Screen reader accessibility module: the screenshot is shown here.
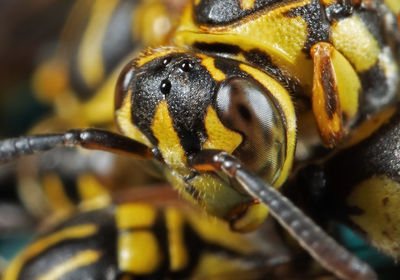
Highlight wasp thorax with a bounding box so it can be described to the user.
[215,78,287,184]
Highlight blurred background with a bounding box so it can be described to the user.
[0,0,73,137]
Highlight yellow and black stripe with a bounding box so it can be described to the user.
[4,201,274,280]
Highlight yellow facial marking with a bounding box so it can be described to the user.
[239,64,296,187]
[4,224,97,280]
[136,47,181,67]
[37,250,101,280]
[78,0,118,88]
[332,15,380,72]
[118,231,162,274]
[116,89,152,147]
[197,54,226,82]
[347,175,400,258]
[203,106,242,154]
[41,173,75,213]
[116,203,158,229]
[239,0,256,10]
[164,154,267,231]
[179,172,251,220]
[152,101,189,174]
[166,207,188,271]
[77,173,111,211]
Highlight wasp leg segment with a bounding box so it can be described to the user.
[188,149,377,280]
[310,42,361,147]
[0,129,153,163]
[398,13,400,29]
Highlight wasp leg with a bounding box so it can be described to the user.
[0,129,152,164]
[188,149,377,280]
[398,13,400,29]
[310,42,361,147]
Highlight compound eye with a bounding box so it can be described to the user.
[115,61,135,111]
[216,78,287,183]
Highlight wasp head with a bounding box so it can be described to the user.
[114,47,296,231]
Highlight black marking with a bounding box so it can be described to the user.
[324,1,354,22]
[213,56,251,80]
[320,59,338,119]
[165,57,216,154]
[358,64,389,115]
[60,175,81,205]
[194,0,290,26]
[242,49,304,95]
[130,55,168,146]
[193,42,241,55]
[169,222,204,279]
[347,109,400,183]
[183,183,201,201]
[142,210,170,278]
[284,0,331,54]
[346,205,365,216]
[0,166,19,203]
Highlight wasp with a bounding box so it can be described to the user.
[1,0,400,279]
